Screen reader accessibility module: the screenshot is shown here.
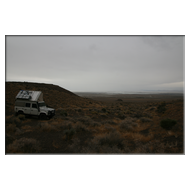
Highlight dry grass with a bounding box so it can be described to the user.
[6,115,21,127]
[167,130,179,138]
[5,82,184,154]
[66,130,128,154]
[6,124,17,134]
[18,114,25,120]
[119,118,138,131]
[7,137,40,153]
[40,122,59,132]
[73,122,89,132]
[131,132,154,143]
[76,116,101,127]
[139,117,152,123]
[90,131,125,153]
[132,139,180,154]
[62,128,76,140]
[104,125,116,132]
[21,125,33,132]
[52,141,60,149]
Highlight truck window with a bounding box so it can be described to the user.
[32,104,37,108]
[38,102,46,107]
[25,103,30,107]
[15,101,25,107]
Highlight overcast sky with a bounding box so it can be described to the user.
[6,36,184,93]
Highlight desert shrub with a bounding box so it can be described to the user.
[58,121,73,131]
[21,125,33,132]
[131,132,154,143]
[64,117,76,123]
[15,127,23,135]
[80,144,129,154]
[126,110,132,114]
[6,124,17,134]
[133,140,180,154]
[63,128,76,140]
[56,108,63,113]
[14,117,22,127]
[91,111,98,115]
[77,116,91,124]
[157,102,166,113]
[102,108,107,113]
[77,116,100,127]
[73,122,88,132]
[143,112,153,118]
[6,124,22,135]
[18,114,25,120]
[133,141,153,153]
[56,108,68,116]
[68,138,81,153]
[61,111,68,117]
[7,137,40,153]
[132,112,143,118]
[40,122,59,132]
[92,131,125,150]
[103,120,117,125]
[98,145,123,153]
[119,118,138,131]
[147,107,156,111]
[117,112,126,120]
[6,115,14,124]
[6,115,21,127]
[99,113,108,118]
[6,134,15,146]
[160,119,177,130]
[68,137,125,154]
[139,128,150,136]
[104,125,116,131]
[140,117,152,122]
[90,121,101,127]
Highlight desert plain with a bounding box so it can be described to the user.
[5,82,184,154]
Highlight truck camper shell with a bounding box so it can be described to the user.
[15,90,43,102]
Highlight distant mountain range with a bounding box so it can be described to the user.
[75,89,184,95]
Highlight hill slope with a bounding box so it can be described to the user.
[5,82,100,115]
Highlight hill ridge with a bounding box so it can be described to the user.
[5,82,100,115]
[6,81,78,97]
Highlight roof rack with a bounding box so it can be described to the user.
[15,90,32,100]
[15,90,43,101]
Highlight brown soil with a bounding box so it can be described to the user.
[5,82,184,154]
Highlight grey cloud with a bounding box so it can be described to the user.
[141,36,183,51]
[6,36,184,92]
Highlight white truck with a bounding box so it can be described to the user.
[14,90,55,119]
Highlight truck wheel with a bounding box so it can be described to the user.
[18,111,24,115]
[40,113,47,120]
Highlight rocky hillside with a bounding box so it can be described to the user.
[5,82,100,115]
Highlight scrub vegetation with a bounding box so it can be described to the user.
[6,82,184,154]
